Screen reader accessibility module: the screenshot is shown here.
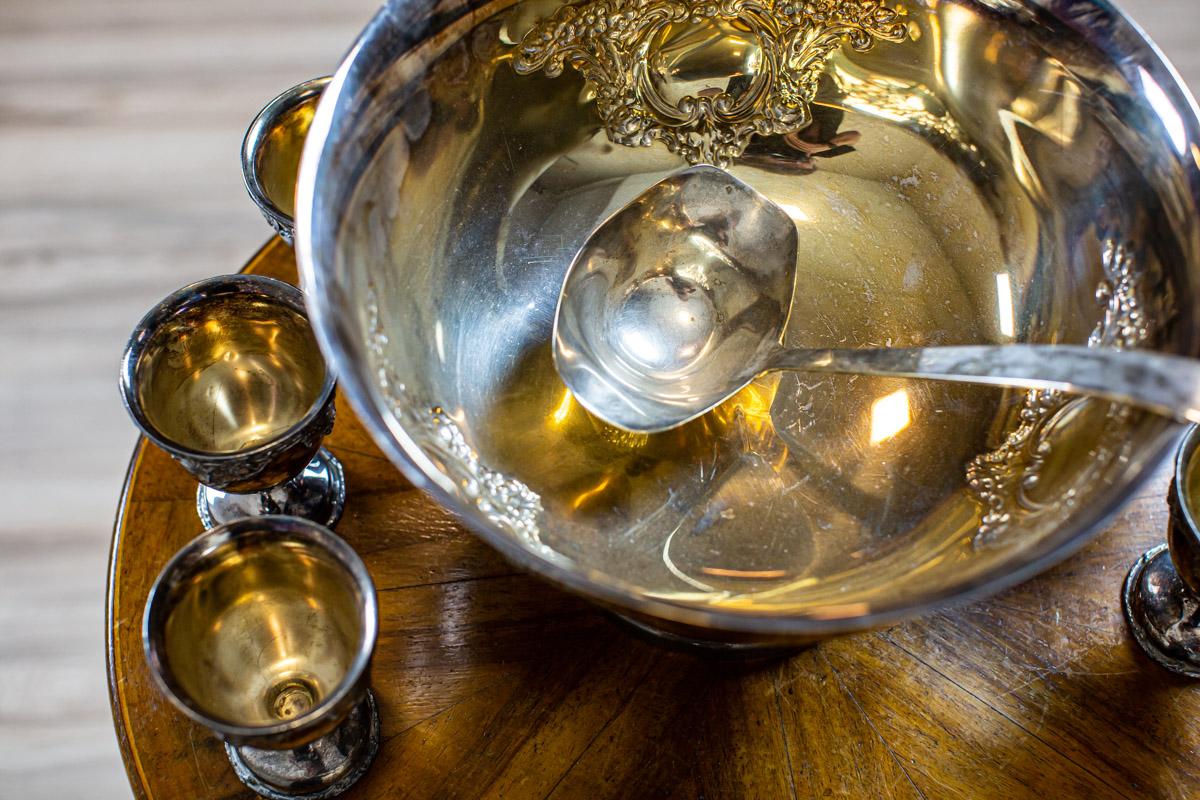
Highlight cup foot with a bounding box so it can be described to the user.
[1123,543,1200,678]
[197,447,346,528]
[226,691,380,800]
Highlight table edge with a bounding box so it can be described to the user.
[106,437,153,800]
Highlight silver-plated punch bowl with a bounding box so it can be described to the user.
[296,0,1200,644]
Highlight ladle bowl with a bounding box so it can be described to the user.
[555,166,1200,434]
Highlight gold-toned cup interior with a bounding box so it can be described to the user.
[255,96,318,219]
[162,536,363,728]
[135,293,326,454]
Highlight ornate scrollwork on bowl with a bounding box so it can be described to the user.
[364,286,550,552]
[513,0,910,166]
[966,238,1151,545]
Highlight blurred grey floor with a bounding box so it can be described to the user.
[0,2,378,796]
[0,0,1197,797]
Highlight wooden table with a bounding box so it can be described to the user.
[107,239,1200,799]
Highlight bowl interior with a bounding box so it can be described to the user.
[301,0,1199,632]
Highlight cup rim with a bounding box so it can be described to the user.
[141,515,378,742]
[242,76,332,233]
[118,273,337,463]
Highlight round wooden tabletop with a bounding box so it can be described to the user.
[107,237,1200,800]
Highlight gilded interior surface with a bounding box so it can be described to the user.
[136,295,326,455]
[257,101,317,219]
[162,538,361,727]
[312,0,1199,624]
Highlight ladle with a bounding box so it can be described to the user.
[554,166,1200,433]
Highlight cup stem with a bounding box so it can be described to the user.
[197,447,346,528]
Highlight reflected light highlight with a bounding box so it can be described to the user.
[778,202,810,222]
[1140,66,1188,156]
[571,476,611,510]
[870,389,911,445]
[551,388,573,426]
[995,272,1015,338]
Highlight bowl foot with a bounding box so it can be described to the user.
[606,612,807,659]
[225,691,380,800]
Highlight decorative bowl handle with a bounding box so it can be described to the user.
[513,0,910,166]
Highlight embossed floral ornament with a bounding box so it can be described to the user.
[513,0,909,165]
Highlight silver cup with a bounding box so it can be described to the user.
[143,516,380,799]
[243,77,330,244]
[120,274,345,527]
[1124,424,1200,677]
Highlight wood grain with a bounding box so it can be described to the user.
[107,240,1200,800]
[2,0,1198,797]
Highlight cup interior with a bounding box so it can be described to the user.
[133,289,327,455]
[255,98,319,219]
[149,524,371,731]
[244,77,329,226]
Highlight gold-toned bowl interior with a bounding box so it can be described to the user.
[135,293,326,455]
[161,536,362,728]
[304,0,1198,632]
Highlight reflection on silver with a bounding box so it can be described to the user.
[1140,66,1189,156]
[833,67,983,166]
[513,0,910,165]
[553,165,798,432]
[995,273,1015,339]
[557,169,1200,434]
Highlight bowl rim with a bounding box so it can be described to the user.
[295,0,1197,636]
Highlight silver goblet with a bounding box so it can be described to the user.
[242,77,330,244]
[120,274,345,527]
[143,515,380,800]
[1124,423,1200,677]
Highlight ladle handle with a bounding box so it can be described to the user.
[769,344,1200,424]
